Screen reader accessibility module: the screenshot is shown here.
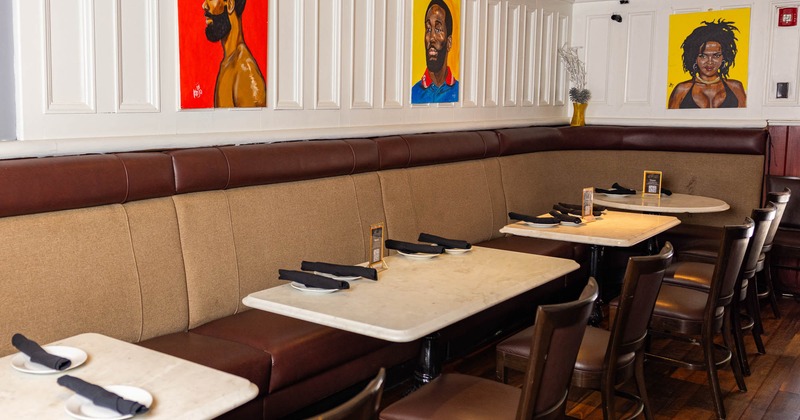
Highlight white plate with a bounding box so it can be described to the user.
[523,221,558,228]
[65,385,152,420]
[601,193,634,199]
[313,271,361,281]
[397,251,440,259]
[560,221,582,226]
[11,346,88,374]
[444,248,472,255]
[290,282,340,293]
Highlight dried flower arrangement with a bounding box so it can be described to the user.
[558,44,591,104]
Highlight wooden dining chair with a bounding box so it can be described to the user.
[497,243,674,420]
[308,368,386,420]
[646,219,753,420]
[769,178,800,298]
[662,206,775,376]
[379,278,598,420]
[761,178,796,310]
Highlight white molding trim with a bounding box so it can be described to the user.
[276,0,304,109]
[315,0,342,109]
[44,0,96,113]
[351,0,375,108]
[117,0,160,112]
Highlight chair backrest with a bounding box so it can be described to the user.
[308,368,385,420]
[763,185,792,251]
[609,242,674,360]
[516,277,598,420]
[708,218,754,315]
[768,176,799,229]
[740,206,777,280]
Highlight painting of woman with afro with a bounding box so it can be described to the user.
[668,18,747,109]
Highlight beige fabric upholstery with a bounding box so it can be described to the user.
[123,198,189,340]
[499,150,763,226]
[173,191,241,329]
[0,206,143,356]
[378,160,507,248]
[226,176,373,307]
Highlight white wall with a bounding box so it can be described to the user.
[0,0,15,141]
[571,0,800,126]
[5,0,573,159]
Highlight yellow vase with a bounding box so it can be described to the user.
[570,102,587,126]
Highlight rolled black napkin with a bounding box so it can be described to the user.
[595,187,636,195]
[661,187,673,196]
[301,261,378,281]
[279,269,350,289]
[385,239,445,254]
[611,183,636,194]
[11,333,71,371]
[508,212,559,225]
[558,202,607,212]
[57,375,149,416]
[552,204,603,217]
[549,210,582,225]
[418,233,472,250]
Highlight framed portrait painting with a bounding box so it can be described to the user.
[411,0,461,104]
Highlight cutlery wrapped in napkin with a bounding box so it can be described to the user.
[661,187,673,196]
[417,233,472,250]
[558,202,607,212]
[595,183,636,195]
[552,204,603,217]
[385,239,445,254]
[549,210,582,225]
[508,211,559,225]
[11,333,71,371]
[279,269,350,289]
[57,375,149,416]
[301,261,378,280]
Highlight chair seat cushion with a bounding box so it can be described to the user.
[651,284,722,322]
[495,326,533,358]
[379,373,520,420]
[663,261,714,291]
[573,327,634,373]
[190,309,392,392]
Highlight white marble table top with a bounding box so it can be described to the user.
[500,210,681,248]
[0,333,258,419]
[243,246,579,343]
[593,193,730,214]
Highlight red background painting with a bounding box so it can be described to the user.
[178,0,268,109]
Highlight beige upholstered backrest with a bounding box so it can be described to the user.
[0,200,187,356]
[378,159,507,247]
[499,150,764,226]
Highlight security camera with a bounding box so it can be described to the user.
[611,14,622,22]
[620,0,629,4]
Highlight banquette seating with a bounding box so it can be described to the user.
[0,125,768,419]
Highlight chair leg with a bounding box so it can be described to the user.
[722,311,747,392]
[746,281,766,354]
[705,321,727,420]
[764,255,782,319]
[495,352,508,384]
[601,366,616,420]
[634,350,653,420]
[730,298,750,376]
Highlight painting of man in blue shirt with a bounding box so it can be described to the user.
[411,0,459,104]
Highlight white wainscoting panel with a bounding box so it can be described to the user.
[538,11,555,106]
[485,1,502,107]
[623,12,655,105]
[522,8,538,106]
[554,13,568,106]
[504,3,522,107]
[461,0,482,107]
[315,0,341,109]
[584,14,610,105]
[45,0,95,113]
[765,3,800,106]
[276,0,304,109]
[351,0,375,108]
[383,0,404,108]
[117,0,160,112]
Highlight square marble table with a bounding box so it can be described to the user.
[243,246,579,386]
[0,332,258,419]
[243,246,579,343]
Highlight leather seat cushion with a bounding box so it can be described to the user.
[495,326,533,359]
[379,373,520,420]
[774,228,800,256]
[663,261,714,291]
[573,327,634,373]
[190,309,392,392]
[137,331,272,393]
[651,284,722,322]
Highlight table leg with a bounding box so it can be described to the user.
[406,333,441,394]
[588,244,604,326]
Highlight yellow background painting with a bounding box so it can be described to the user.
[666,8,750,107]
[411,0,460,86]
